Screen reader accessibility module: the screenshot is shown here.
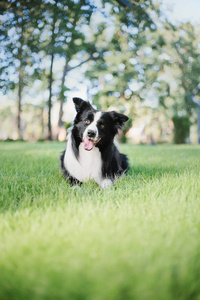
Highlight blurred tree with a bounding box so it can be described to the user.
[0,0,43,139]
[55,0,96,131]
[1,0,199,144]
[0,0,100,140]
[172,115,190,144]
[85,0,158,111]
[141,21,200,142]
[46,0,58,140]
[191,83,200,143]
[86,5,200,143]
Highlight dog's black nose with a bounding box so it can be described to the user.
[87,130,96,138]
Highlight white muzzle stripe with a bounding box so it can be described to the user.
[84,111,102,139]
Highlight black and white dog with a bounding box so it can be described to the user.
[60,97,129,188]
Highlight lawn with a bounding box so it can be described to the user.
[0,141,200,300]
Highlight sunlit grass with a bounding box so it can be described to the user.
[0,142,200,300]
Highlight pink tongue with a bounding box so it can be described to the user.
[83,138,95,151]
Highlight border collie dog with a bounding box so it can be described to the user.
[60,97,129,189]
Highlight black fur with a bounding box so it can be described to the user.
[60,98,129,187]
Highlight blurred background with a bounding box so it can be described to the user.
[0,0,200,144]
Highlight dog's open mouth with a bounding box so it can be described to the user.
[83,137,101,151]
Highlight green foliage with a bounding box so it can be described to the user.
[0,0,44,91]
[1,0,200,143]
[0,142,200,299]
[65,122,72,130]
[85,0,158,111]
[145,22,200,119]
[118,117,132,143]
[86,12,200,145]
[172,115,191,144]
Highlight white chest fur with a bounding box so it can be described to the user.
[64,133,102,184]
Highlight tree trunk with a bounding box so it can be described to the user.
[17,68,23,139]
[191,84,200,144]
[57,53,96,136]
[17,9,24,140]
[40,106,45,140]
[198,104,200,144]
[47,52,54,141]
[47,1,57,141]
[58,58,68,129]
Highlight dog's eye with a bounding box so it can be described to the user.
[100,124,105,129]
[85,120,90,124]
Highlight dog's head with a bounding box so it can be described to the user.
[73,97,129,151]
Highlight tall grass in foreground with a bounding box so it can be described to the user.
[0,142,200,300]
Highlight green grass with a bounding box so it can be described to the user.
[0,142,200,300]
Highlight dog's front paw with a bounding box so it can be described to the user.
[100,179,113,189]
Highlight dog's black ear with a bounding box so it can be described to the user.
[73,97,92,113]
[110,111,129,129]
[73,97,84,112]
